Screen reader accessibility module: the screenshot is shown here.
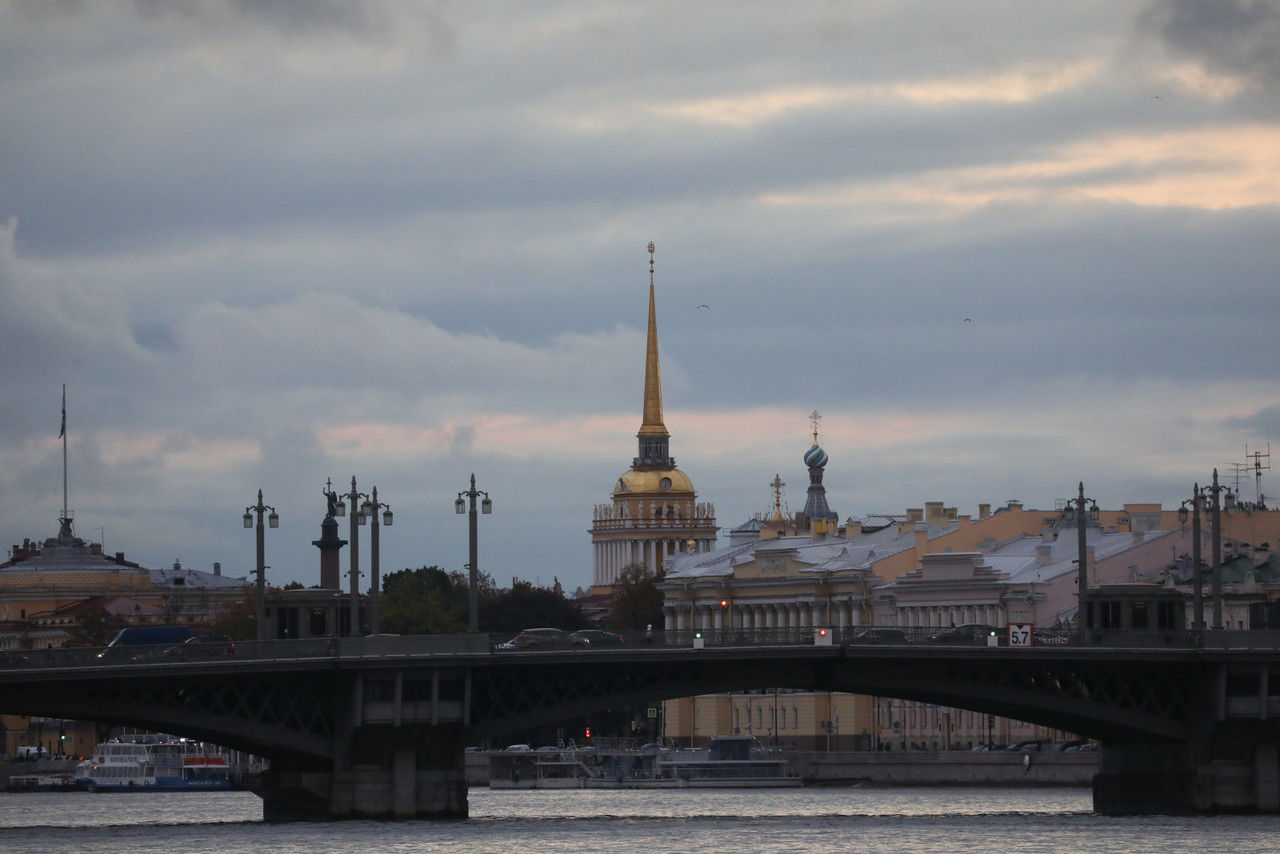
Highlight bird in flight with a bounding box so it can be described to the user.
[697,304,710,310]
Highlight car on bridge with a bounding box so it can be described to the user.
[928,624,999,644]
[155,634,237,660]
[850,628,909,644]
[495,628,572,650]
[567,630,624,648]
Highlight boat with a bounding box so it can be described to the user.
[488,735,800,789]
[73,735,231,791]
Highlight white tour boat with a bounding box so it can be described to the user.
[73,735,231,791]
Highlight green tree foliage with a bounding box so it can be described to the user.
[63,606,128,647]
[380,566,473,634]
[378,567,587,636]
[608,563,665,632]
[480,579,589,635]
[202,594,258,640]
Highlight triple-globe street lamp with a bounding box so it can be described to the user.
[332,476,371,636]
[242,489,279,640]
[1178,468,1234,631]
[1061,482,1099,631]
[360,486,393,635]
[456,473,492,632]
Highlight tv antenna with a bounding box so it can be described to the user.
[1230,444,1271,509]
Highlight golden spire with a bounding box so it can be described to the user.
[809,409,822,444]
[639,241,669,438]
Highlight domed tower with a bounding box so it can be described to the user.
[795,410,839,534]
[591,243,717,590]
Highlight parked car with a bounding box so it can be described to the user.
[851,628,909,644]
[568,630,624,647]
[928,624,998,644]
[1005,740,1045,751]
[495,628,572,650]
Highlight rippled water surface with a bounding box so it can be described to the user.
[2,787,1278,854]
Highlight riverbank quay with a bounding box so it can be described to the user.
[792,749,1096,786]
[463,749,1097,788]
[0,758,78,791]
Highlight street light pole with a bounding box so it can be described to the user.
[361,486,393,635]
[1206,468,1232,630]
[456,473,492,632]
[1179,471,1234,632]
[1180,485,1206,630]
[1062,482,1099,633]
[242,489,278,640]
[334,476,367,637]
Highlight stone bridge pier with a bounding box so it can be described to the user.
[252,665,474,821]
[254,725,469,821]
[1092,661,1280,815]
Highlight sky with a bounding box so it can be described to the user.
[3,1,1279,596]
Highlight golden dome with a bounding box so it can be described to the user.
[614,468,695,496]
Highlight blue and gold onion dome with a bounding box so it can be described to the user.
[803,444,828,469]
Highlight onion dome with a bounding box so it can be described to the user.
[803,444,828,469]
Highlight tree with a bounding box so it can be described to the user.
[608,563,665,632]
[480,579,588,635]
[64,607,128,647]
[202,595,258,640]
[380,566,475,635]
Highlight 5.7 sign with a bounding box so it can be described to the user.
[1007,623,1033,647]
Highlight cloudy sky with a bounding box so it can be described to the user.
[3,1,1279,596]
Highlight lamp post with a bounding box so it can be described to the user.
[243,490,279,640]
[1179,484,1208,631]
[360,486,393,635]
[333,476,368,637]
[1179,469,1232,630]
[1061,482,1099,632]
[456,473,492,632]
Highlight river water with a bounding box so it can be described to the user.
[1,787,1278,853]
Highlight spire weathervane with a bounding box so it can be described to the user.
[635,240,673,467]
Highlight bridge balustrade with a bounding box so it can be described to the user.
[6,628,1280,674]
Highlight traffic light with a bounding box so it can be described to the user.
[585,726,591,739]
[720,599,728,608]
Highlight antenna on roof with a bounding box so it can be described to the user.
[1238,444,1271,509]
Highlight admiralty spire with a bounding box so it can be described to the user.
[590,243,717,591]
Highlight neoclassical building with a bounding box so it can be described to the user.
[590,244,717,590]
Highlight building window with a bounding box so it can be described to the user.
[1131,602,1148,629]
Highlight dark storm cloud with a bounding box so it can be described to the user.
[1224,406,1280,437]
[1143,0,1280,87]
[3,3,1280,592]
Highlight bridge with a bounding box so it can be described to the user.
[3,628,1280,819]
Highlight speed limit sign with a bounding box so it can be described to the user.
[1008,623,1033,647]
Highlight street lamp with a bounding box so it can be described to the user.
[1061,482,1099,632]
[361,486,393,635]
[456,473,492,632]
[334,476,368,637]
[243,489,279,640]
[1179,469,1232,630]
